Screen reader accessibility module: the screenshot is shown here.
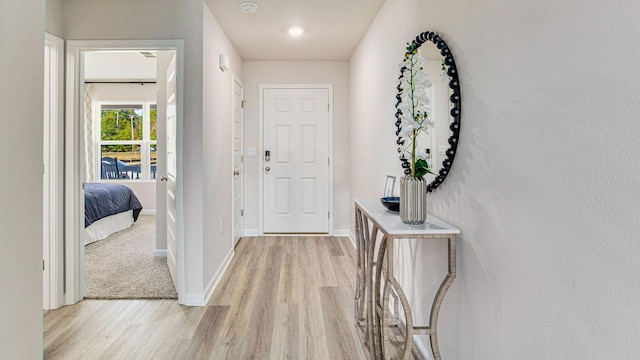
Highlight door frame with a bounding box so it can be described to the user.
[65,40,186,304]
[231,75,244,247]
[43,32,65,310]
[258,84,334,235]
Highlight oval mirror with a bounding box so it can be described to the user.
[395,31,461,192]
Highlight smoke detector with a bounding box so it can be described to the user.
[240,2,257,14]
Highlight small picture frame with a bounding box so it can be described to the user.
[384,175,396,197]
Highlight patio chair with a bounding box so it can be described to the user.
[101,157,121,179]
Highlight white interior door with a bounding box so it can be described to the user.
[263,87,330,233]
[232,78,244,246]
[165,54,178,286]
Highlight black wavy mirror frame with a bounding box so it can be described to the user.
[395,31,461,192]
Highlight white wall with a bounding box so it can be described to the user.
[350,0,640,358]
[88,83,158,212]
[242,61,351,233]
[0,1,44,358]
[202,2,243,289]
[64,0,241,305]
[45,0,64,37]
[64,0,207,301]
[88,83,157,107]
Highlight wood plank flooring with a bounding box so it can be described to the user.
[44,236,366,360]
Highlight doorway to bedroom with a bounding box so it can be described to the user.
[63,41,185,305]
[82,50,176,300]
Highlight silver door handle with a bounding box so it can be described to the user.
[265,166,271,172]
[234,170,240,176]
[160,176,168,181]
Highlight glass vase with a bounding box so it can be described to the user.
[400,176,427,224]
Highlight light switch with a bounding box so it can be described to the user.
[219,53,229,72]
[246,148,257,157]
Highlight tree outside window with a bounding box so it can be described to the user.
[98,103,157,180]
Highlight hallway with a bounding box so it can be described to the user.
[44,236,365,359]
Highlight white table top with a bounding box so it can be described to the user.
[355,198,460,236]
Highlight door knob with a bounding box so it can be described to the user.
[234,170,240,176]
[265,166,271,172]
[160,176,168,181]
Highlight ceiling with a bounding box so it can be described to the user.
[204,0,386,61]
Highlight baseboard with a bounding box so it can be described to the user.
[154,249,167,257]
[244,229,352,238]
[333,229,350,237]
[182,292,206,306]
[413,335,435,360]
[347,230,357,251]
[140,209,156,215]
[203,248,235,305]
[181,248,235,306]
[334,229,357,251]
[243,229,260,237]
[395,317,435,360]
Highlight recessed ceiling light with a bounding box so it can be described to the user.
[289,27,304,37]
[240,2,257,14]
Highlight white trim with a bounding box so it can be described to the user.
[140,209,156,215]
[182,292,205,306]
[333,229,351,237]
[43,32,65,310]
[154,249,167,257]
[183,248,235,306]
[258,84,334,235]
[382,302,434,360]
[65,40,185,305]
[93,100,157,181]
[175,44,186,306]
[394,317,435,360]
[346,230,357,251]
[65,41,83,304]
[243,229,260,237]
[249,233,341,238]
[204,248,235,305]
[43,38,51,309]
[258,87,263,234]
[231,75,245,248]
[414,336,435,360]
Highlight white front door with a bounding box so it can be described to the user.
[232,77,244,247]
[165,53,178,286]
[263,87,330,233]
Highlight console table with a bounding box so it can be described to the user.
[354,198,460,360]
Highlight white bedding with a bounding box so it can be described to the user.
[84,210,133,245]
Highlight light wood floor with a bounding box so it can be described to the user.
[44,236,366,360]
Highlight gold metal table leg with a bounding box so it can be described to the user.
[428,237,457,360]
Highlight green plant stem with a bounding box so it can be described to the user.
[410,52,417,177]
[411,131,417,177]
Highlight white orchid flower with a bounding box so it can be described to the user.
[398,123,414,138]
[397,41,436,177]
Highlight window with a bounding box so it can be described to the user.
[97,103,157,180]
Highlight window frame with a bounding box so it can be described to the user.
[94,101,157,181]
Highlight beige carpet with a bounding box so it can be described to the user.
[85,215,178,299]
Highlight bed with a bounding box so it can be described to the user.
[84,183,143,245]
